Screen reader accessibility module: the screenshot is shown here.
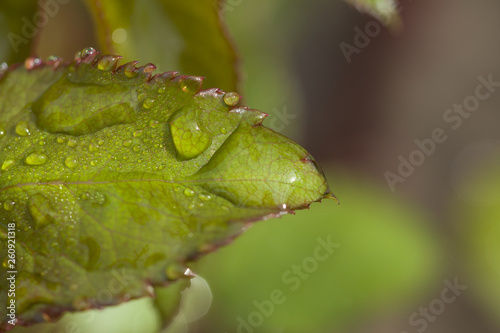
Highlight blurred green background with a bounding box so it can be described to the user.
[5,0,500,332]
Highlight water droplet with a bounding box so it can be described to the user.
[15,121,30,136]
[2,159,14,171]
[68,138,77,147]
[198,193,212,201]
[149,120,159,128]
[158,86,166,94]
[0,62,8,75]
[98,55,122,71]
[180,76,203,94]
[220,127,227,134]
[169,108,212,160]
[90,160,97,166]
[3,200,15,211]
[88,144,98,152]
[221,205,230,211]
[25,153,48,166]
[133,144,141,152]
[0,124,5,138]
[123,139,132,147]
[79,47,96,59]
[56,136,66,143]
[39,140,45,145]
[184,188,195,197]
[143,98,155,109]
[98,139,105,145]
[123,61,139,78]
[65,155,78,169]
[47,55,61,63]
[133,130,143,138]
[223,92,240,106]
[24,57,42,70]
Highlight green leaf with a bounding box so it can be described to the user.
[0,1,40,64]
[82,0,239,91]
[0,49,330,329]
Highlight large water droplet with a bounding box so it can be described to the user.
[25,153,48,166]
[0,123,5,138]
[15,121,30,136]
[169,108,212,160]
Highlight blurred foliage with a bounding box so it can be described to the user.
[192,169,442,333]
[0,1,38,63]
[456,152,500,327]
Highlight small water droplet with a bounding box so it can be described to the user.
[56,136,66,143]
[79,47,96,59]
[158,86,166,94]
[90,160,98,166]
[24,57,42,70]
[98,55,122,71]
[143,98,155,109]
[0,124,5,138]
[221,205,230,211]
[68,138,77,147]
[123,139,132,147]
[98,139,105,145]
[133,144,141,152]
[149,120,159,128]
[198,193,212,201]
[2,159,14,171]
[15,121,30,136]
[88,144,98,152]
[65,155,78,169]
[25,153,48,166]
[133,130,143,138]
[124,61,139,78]
[184,188,195,197]
[220,127,227,134]
[3,200,15,211]
[0,62,8,74]
[223,92,240,106]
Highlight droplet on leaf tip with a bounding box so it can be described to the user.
[123,61,139,78]
[97,55,122,71]
[24,57,42,70]
[179,76,203,94]
[223,92,240,107]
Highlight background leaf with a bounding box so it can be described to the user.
[83,0,239,91]
[0,0,39,64]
